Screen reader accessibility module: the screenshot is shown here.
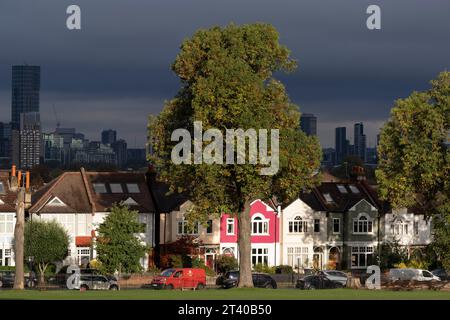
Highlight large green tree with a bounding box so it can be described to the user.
[376,71,450,269]
[96,204,148,274]
[149,23,321,287]
[24,220,70,285]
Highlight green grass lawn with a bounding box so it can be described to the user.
[0,288,449,300]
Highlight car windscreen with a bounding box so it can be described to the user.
[227,272,239,279]
[160,269,175,277]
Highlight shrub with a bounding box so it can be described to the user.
[147,265,162,276]
[215,255,238,274]
[253,263,275,274]
[275,265,294,274]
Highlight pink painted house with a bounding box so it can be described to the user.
[219,199,280,266]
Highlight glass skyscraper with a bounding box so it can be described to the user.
[11,65,40,130]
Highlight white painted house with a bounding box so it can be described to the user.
[0,171,17,267]
[29,168,156,269]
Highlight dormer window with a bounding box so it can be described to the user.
[93,183,107,194]
[337,185,347,193]
[349,185,360,194]
[0,182,5,194]
[323,193,334,203]
[353,214,373,234]
[126,183,140,193]
[110,183,123,193]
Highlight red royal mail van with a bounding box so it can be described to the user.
[150,268,206,290]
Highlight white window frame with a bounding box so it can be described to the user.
[313,219,320,233]
[177,219,199,235]
[351,246,374,268]
[77,247,91,265]
[287,247,310,269]
[333,218,340,234]
[226,218,235,235]
[251,247,269,266]
[352,214,373,234]
[391,219,409,236]
[0,213,14,234]
[288,216,308,233]
[251,214,269,236]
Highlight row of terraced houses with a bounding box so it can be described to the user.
[0,167,432,271]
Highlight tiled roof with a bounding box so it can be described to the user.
[29,169,156,214]
[298,180,382,212]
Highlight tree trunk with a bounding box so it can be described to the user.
[38,263,47,287]
[237,199,253,288]
[13,189,25,290]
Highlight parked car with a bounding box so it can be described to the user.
[317,270,348,286]
[73,274,120,291]
[221,272,277,289]
[0,271,38,288]
[431,269,449,281]
[296,275,344,290]
[389,268,441,282]
[0,271,15,288]
[216,270,239,286]
[150,268,206,290]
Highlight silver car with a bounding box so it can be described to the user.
[317,270,348,286]
[75,274,120,291]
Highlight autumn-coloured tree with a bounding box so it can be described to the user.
[149,23,321,287]
[376,71,450,269]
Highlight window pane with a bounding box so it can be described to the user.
[93,183,107,193]
[109,183,123,193]
[126,183,140,193]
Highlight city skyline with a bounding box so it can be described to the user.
[1,0,449,148]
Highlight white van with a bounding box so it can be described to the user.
[389,268,441,282]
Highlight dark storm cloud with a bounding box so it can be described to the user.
[0,0,449,147]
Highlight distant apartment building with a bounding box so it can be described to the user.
[335,127,347,165]
[127,148,147,168]
[300,113,317,136]
[112,139,127,169]
[0,123,12,168]
[14,112,41,169]
[101,129,117,145]
[354,122,367,162]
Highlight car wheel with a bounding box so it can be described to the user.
[109,285,119,291]
[80,285,89,291]
[196,283,205,290]
[165,284,174,290]
[265,283,274,289]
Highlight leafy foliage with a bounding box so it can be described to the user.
[215,254,239,274]
[24,220,69,283]
[149,23,322,287]
[376,71,450,269]
[95,204,148,274]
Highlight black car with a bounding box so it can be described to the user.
[0,271,15,288]
[296,275,344,290]
[0,271,37,288]
[431,269,449,281]
[222,272,277,289]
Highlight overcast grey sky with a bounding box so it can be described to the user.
[0,0,449,148]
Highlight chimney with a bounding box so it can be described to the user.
[18,171,22,187]
[352,166,366,181]
[25,171,30,190]
[10,165,18,191]
[12,165,16,177]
